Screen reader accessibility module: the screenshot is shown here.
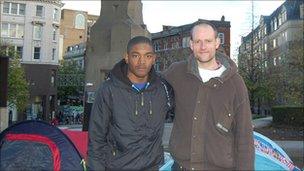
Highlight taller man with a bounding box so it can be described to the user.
[164,21,254,170]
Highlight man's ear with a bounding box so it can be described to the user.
[124,53,129,64]
[215,37,220,49]
[189,40,194,51]
[152,54,157,64]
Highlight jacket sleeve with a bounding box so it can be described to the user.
[87,84,112,171]
[159,75,175,120]
[234,86,255,170]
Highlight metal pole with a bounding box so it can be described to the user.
[0,56,9,131]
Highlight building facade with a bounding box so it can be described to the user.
[151,17,231,71]
[64,42,85,70]
[238,0,304,113]
[0,0,63,121]
[59,9,98,60]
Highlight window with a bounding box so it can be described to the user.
[173,42,180,49]
[52,48,56,60]
[273,39,277,48]
[36,5,44,17]
[273,57,277,66]
[19,4,25,15]
[182,36,190,48]
[52,27,57,41]
[16,25,24,38]
[75,14,85,29]
[264,61,268,68]
[300,4,304,19]
[33,25,42,40]
[164,43,168,50]
[264,43,267,51]
[154,42,160,52]
[3,2,10,13]
[1,23,9,37]
[53,8,59,21]
[1,23,24,38]
[51,70,55,86]
[259,45,262,53]
[11,3,18,14]
[284,31,288,41]
[278,14,282,26]
[218,33,224,44]
[34,47,41,59]
[274,18,277,30]
[282,10,287,23]
[264,27,267,35]
[9,24,16,37]
[3,2,25,15]
[16,46,23,58]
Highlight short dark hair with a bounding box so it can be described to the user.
[127,36,153,53]
[190,20,218,40]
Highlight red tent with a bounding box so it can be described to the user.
[61,130,88,160]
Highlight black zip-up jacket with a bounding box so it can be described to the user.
[88,60,174,170]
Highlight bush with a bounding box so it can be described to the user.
[271,106,304,126]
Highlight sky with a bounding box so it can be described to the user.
[61,0,285,60]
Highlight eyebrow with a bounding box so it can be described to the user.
[130,52,155,55]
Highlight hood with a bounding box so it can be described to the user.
[109,59,158,87]
[187,51,238,83]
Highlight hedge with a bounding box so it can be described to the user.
[271,106,304,126]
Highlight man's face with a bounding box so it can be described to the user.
[190,25,220,66]
[125,43,156,83]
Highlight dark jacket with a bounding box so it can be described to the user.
[163,52,254,170]
[88,60,174,170]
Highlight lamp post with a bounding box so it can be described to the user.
[82,82,94,131]
[0,55,9,131]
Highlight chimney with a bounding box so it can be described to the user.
[221,15,225,21]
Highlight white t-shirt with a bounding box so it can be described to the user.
[198,65,226,83]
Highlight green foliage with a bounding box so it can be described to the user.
[239,41,303,111]
[57,60,84,105]
[238,52,273,113]
[0,43,29,112]
[271,106,304,126]
[267,42,304,106]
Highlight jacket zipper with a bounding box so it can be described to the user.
[141,92,144,106]
[149,100,153,115]
[135,98,138,116]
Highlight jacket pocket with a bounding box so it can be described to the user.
[214,109,234,136]
[206,108,235,168]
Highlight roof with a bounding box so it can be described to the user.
[152,19,230,39]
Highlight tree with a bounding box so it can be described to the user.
[238,50,273,115]
[267,41,304,106]
[57,60,84,105]
[0,44,29,114]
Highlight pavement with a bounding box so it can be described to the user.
[252,116,273,128]
[163,117,304,168]
[59,116,303,168]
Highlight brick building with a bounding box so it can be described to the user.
[238,0,303,113]
[151,16,231,71]
[59,9,98,60]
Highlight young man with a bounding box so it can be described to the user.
[164,21,254,170]
[87,36,174,170]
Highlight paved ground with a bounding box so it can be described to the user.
[58,117,303,168]
[252,116,273,128]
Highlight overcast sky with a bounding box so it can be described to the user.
[62,0,284,60]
